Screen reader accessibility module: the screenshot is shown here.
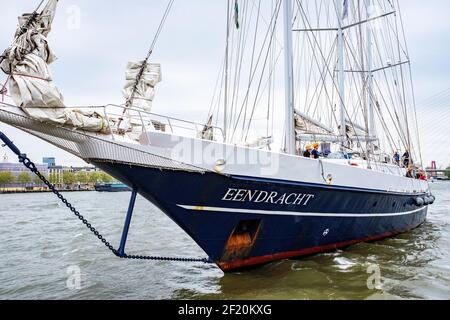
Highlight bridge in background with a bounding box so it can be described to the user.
[426,170,450,174]
[426,161,449,173]
[426,161,449,180]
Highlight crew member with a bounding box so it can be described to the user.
[419,171,428,181]
[406,165,414,178]
[393,151,400,166]
[311,143,321,159]
[402,150,411,168]
[303,145,312,158]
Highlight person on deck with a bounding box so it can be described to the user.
[393,151,400,166]
[303,145,312,158]
[406,166,414,178]
[419,171,428,181]
[402,150,411,168]
[311,143,321,159]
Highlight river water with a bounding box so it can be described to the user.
[0,182,448,300]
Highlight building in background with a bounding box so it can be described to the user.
[42,157,56,168]
[48,164,101,187]
[40,158,99,185]
[47,165,66,186]
[0,162,49,180]
[1,156,115,192]
[71,166,99,173]
[0,161,49,192]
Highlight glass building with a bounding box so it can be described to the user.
[42,157,56,168]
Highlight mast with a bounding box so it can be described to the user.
[337,0,346,150]
[224,0,231,142]
[366,0,375,152]
[283,0,296,155]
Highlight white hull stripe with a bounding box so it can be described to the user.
[177,205,427,218]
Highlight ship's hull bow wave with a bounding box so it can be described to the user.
[93,161,428,272]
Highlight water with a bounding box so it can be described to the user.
[0,182,448,300]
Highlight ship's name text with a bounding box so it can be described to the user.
[222,188,315,206]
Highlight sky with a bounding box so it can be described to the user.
[0,0,449,168]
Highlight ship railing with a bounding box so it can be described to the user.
[0,100,225,142]
[71,104,225,143]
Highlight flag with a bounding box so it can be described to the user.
[342,0,349,20]
[234,0,240,29]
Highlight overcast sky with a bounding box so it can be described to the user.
[0,0,449,168]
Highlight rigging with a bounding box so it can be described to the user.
[124,0,175,110]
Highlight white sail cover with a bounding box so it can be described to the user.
[294,110,333,135]
[122,61,162,111]
[0,0,108,133]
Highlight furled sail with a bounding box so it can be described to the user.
[122,61,162,111]
[294,110,333,135]
[0,0,108,133]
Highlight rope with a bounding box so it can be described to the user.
[12,73,51,81]
[125,0,175,110]
[229,0,282,140]
[0,75,10,102]
[1,73,51,102]
[0,0,45,64]
[147,0,175,60]
[17,0,46,37]
[318,159,330,184]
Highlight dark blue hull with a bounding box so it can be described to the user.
[93,161,428,272]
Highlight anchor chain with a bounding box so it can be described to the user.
[0,131,211,264]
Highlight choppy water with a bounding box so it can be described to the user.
[0,182,448,300]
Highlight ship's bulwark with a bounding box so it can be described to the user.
[93,161,428,272]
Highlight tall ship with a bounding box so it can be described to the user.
[0,0,434,272]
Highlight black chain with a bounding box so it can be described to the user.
[19,156,117,252]
[0,131,211,264]
[18,155,211,264]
